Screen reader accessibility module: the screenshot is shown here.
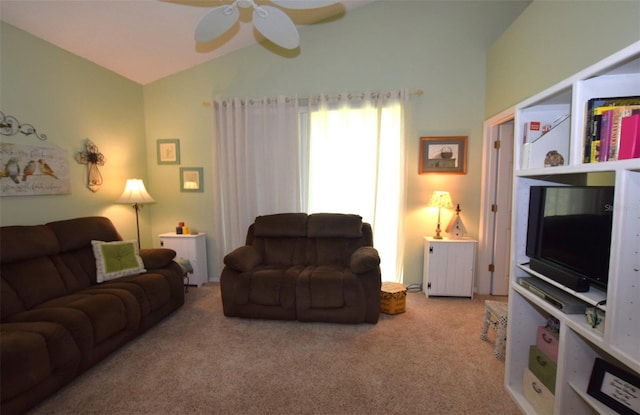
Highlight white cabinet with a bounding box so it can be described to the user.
[159,233,208,287]
[423,237,476,298]
[506,41,640,415]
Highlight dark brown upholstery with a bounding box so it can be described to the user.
[0,217,185,415]
[221,213,381,324]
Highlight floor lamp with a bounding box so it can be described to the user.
[117,179,155,249]
[429,190,453,240]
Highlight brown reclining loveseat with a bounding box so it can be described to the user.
[0,216,185,414]
[220,213,381,324]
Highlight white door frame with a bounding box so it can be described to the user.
[477,107,515,295]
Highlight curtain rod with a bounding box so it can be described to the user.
[201,89,423,107]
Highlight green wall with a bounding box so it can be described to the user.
[8,1,636,288]
[0,23,153,246]
[486,0,640,118]
[142,0,528,284]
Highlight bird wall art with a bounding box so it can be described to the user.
[0,142,71,196]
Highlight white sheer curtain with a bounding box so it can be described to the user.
[305,90,408,282]
[211,96,301,273]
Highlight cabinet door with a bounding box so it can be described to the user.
[425,240,475,297]
[160,235,208,286]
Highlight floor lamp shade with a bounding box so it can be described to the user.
[117,179,155,205]
[117,179,155,248]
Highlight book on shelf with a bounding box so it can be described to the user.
[598,109,614,162]
[583,96,640,163]
[590,139,600,163]
[619,114,640,160]
[600,105,640,161]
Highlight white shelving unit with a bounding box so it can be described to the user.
[505,41,640,415]
[159,232,208,287]
[423,237,476,298]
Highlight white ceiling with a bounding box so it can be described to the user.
[0,0,373,85]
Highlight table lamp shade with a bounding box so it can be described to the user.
[428,190,453,209]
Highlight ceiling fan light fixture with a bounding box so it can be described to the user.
[194,0,338,48]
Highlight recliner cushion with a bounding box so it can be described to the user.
[308,214,362,238]
[0,322,80,403]
[47,217,121,252]
[0,225,59,264]
[254,213,308,237]
[1,257,67,311]
[246,267,298,309]
[308,266,346,309]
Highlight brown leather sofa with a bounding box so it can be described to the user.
[220,213,381,324]
[0,216,185,415]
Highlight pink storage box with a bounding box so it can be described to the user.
[536,326,559,364]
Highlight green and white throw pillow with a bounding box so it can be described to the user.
[92,240,146,283]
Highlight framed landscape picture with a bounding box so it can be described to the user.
[419,136,467,174]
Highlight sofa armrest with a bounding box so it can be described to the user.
[224,246,262,272]
[350,246,380,274]
[139,248,176,270]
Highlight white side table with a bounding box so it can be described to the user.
[159,232,208,287]
[423,236,476,298]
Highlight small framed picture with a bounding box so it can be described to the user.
[419,136,467,174]
[157,139,180,165]
[587,358,640,415]
[180,167,203,193]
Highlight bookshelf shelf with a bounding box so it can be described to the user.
[505,41,640,415]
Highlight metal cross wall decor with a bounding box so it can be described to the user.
[75,139,106,192]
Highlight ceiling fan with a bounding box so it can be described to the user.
[194,0,339,49]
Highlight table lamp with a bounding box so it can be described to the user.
[428,190,453,239]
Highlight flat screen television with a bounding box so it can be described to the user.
[526,185,614,292]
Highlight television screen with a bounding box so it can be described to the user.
[526,186,614,291]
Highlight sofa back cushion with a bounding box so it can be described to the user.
[307,213,363,238]
[306,214,372,267]
[1,225,64,319]
[47,216,122,289]
[249,213,308,266]
[0,217,122,320]
[47,216,121,252]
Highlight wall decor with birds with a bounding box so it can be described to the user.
[0,142,71,196]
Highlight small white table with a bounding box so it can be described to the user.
[159,232,208,287]
[423,237,477,298]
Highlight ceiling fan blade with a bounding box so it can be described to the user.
[252,6,300,49]
[270,0,339,9]
[194,5,240,43]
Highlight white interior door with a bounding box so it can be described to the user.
[490,122,513,295]
[478,109,514,296]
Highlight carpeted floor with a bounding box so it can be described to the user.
[29,283,520,415]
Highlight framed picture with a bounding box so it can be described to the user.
[180,167,203,193]
[157,139,180,165]
[419,136,467,174]
[587,358,640,415]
